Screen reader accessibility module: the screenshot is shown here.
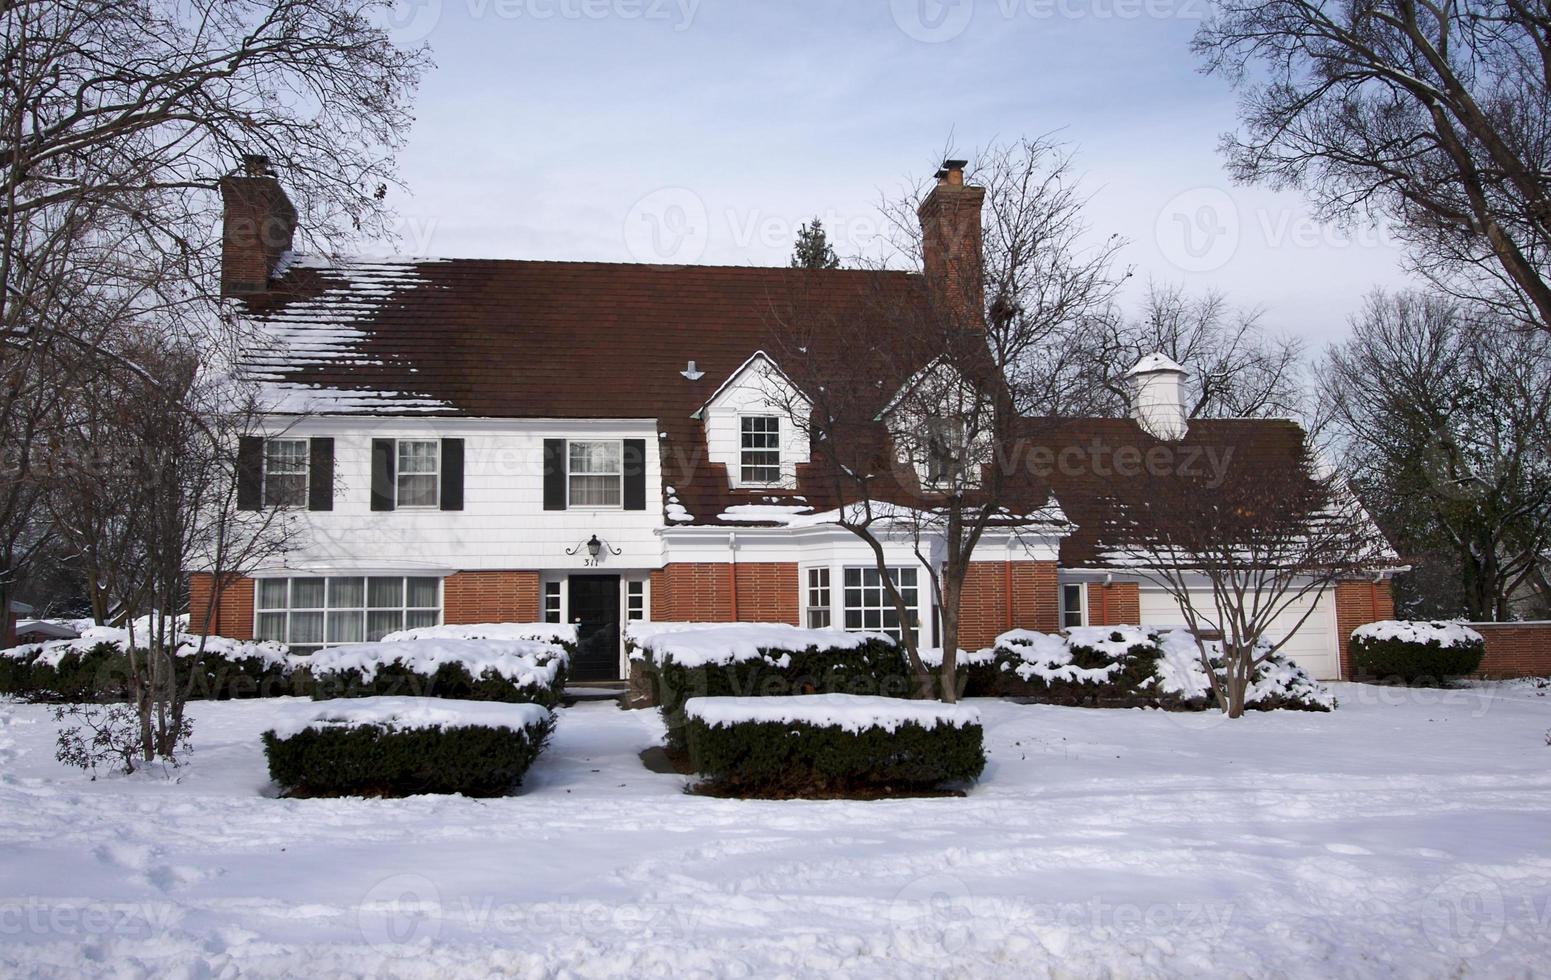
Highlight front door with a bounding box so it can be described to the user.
[568,575,621,681]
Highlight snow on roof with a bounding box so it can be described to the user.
[1125,353,1187,377]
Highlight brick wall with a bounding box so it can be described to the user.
[442,570,540,624]
[650,562,799,624]
[188,573,256,640]
[1470,623,1551,678]
[1335,580,1395,678]
[1086,582,1140,627]
[957,561,1059,650]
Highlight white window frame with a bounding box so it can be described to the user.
[803,566,831,629]
[396,439,440,509]
[255,575,443,654]
[567,439,624,509]
[542,580,563,625]
[262,438,309,509]
[841,565,922,642]
[1060,582,1087,629]
[738,413,782,486]
[625,579,647,622]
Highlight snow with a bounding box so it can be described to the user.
[380,622,577,645]
[1152,629,1337,710]
[716,503,816,523]
[2,687,1549,975]
[917,646,997,667]
[685,693,980,732]
[1353,620,1486,648]
[266,697,551,740]
[626,622,891,667]
[2,617,288,669]
[306,638,567,687]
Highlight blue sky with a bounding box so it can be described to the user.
[374,0,1411,348]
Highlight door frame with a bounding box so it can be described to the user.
[547,572,650,680]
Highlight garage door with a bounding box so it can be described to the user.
[1137,586,1342,680]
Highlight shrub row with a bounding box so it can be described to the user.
[306,639,569,707]
[1349,621,1486,685]
[0,640,301,703]
[684,694,985,798]
[262,698,554,798]
[627,624,910,753]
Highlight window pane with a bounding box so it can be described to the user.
[256,612,287,642]
[257,580,288,610]
[398,440,438,474]
[368,577,404,608]
[844,610,861,630]
[263,440,308,507]
[808,609,831,629]
[328,577,364,608]
[406,577,439,608]
[291,578,325,609]
[405,610,439,630]
[569,440,621,475]
[569,474,621,507]
[367,610,403,641]
[327,610,364,644]
[397,473,438,507]
[289,611,324,644]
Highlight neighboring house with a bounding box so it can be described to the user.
[193,157,1395,681]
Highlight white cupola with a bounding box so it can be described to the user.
[1125,353,1190,441]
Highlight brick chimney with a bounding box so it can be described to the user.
[917,159,986,329]
[219,154,297,297]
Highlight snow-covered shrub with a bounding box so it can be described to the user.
[1153,630,1334,712]
[381,622,579,657]
[305,638,569,707]
[683,694,984,797]
[262,697,554,798]
[0,631,298,703]
[918,646,999,698]
[1349,621,1486,685]
[627,623,909,753]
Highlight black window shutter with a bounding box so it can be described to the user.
[371,438,396,511]
[308,438,334,511]
[543,439,566,511]
[237,436,264,511]
[623,438,646,511]
[440,438,464,511]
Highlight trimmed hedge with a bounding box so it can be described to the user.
[0,641,303,703]
[262,703,554,798]
[634,635,910,753]
[685,700,984,798]
[1350,622,1486,685]
[306,640,569,707]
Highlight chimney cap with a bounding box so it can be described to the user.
[1125,352,1187,378]
[933,158,970,182]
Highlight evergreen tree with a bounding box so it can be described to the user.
[790,218,841,269]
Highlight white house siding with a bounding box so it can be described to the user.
[1137,582,1342,680]
[701,356,810,490]
[253,416,667,577]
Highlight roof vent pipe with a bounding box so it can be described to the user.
[681,360,705,381]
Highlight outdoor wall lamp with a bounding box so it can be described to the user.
[566,534,622,560]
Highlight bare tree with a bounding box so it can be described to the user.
[1079,282,1306,420]
[1110,441,1392,717]
[1194,1,1551,335]
[1323,289,1551,621]
[770,144,1122,701]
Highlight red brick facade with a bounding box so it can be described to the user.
[1335,580,1396,679]
[1471,623,1551,678]
[956,561,1060,650]
[442,571,540,625]
[188,573,256,640]
[1087,581,1140,627]
[649,562,799,624]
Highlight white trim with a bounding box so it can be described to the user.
[395,438,441,509]
[735,411,784,488]
[1060,581,1088,629]
[693,351,806,419]
[261,437,309,509]
[565,438,625,510]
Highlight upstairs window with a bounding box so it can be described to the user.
[1061,583,1087,629]
[568,440,623,507]
[925,417,966,489]
[740,415,781,484]
[262,439,309,508]
[396,440,440,507]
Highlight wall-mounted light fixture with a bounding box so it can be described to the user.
[566,534,622,560]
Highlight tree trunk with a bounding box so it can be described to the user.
[938,575,960,705]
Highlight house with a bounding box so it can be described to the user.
[192,157,1395,682]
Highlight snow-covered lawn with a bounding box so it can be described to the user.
[2,684,1550,978]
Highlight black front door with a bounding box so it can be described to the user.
[568,575,621,681]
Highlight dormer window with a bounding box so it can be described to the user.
[925,417,966,489]
[740,415,782,485]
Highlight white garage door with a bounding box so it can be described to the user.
[1137,586,1342,680]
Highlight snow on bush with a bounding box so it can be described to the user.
[627,623,911,752]
[262,696,554,798]
[381,622,578,647]
[0,619,298,702]
[683,693,985,797]
[685,693,980,733]
[1154,630,1335,711]
[306,638,569,707]
[1349,620,1486,684]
